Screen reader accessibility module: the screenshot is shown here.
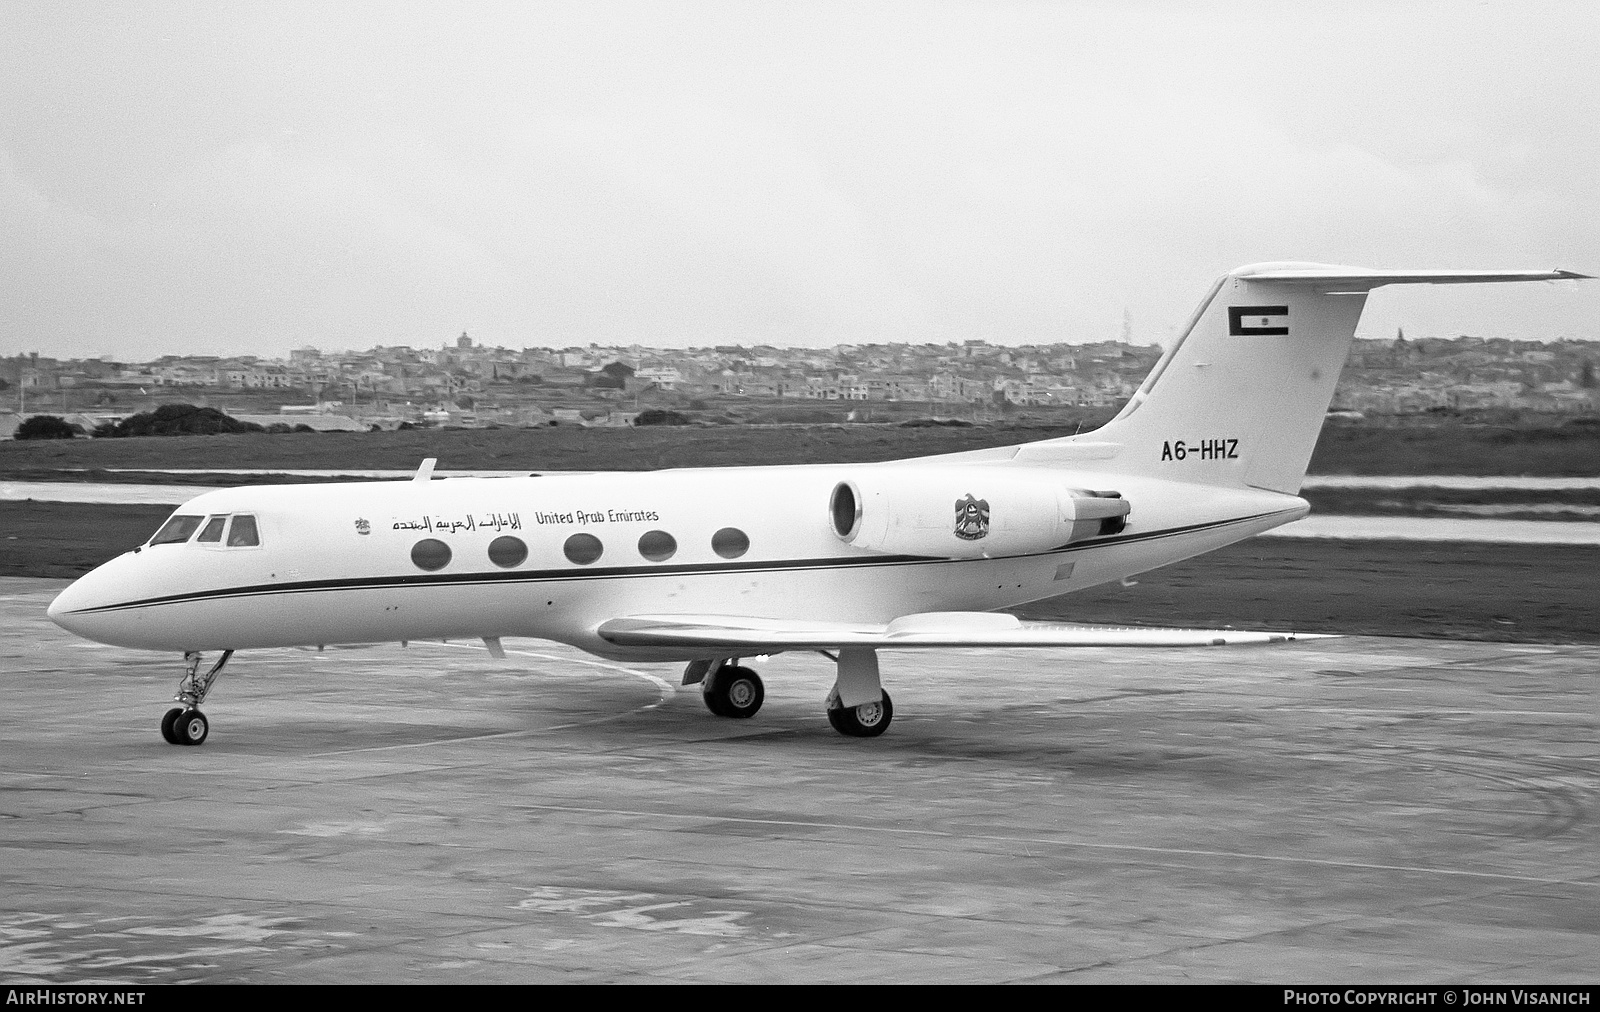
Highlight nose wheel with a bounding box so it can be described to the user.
[160,650,231,745]
[161,708,209,746]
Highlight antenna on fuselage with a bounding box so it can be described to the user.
[413,457,437,483]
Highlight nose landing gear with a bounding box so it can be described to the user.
[160,650,232,746]
[161,707,209,745]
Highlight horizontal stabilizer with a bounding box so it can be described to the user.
[597,612,1322,652]
[1231,263,1589,291]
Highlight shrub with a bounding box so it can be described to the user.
[634,408,692,426]
[898,417,974,428]
[16,415,78,440]
[108,403,264,437]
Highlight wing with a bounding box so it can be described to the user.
[596,611,1322,652]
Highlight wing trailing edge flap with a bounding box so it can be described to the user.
[596,611,1325,651]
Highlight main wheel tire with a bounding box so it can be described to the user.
[703,666,764,719]
[828,690,893,738]
[697,678,729,720]
[160,707,184,745]
[174,709,209,746]
[720,667,764,718]
[826,706,848,734]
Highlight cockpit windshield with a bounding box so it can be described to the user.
[149,515,204,546]
[148,512,262,547]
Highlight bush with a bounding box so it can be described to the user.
[898,417,974,428]
[108,403,264,437]
[634,408,692,426]
[16,415,78,440]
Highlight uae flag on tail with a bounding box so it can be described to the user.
[1228,305,1289,336]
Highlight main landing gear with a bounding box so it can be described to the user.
[681,649,896,737]
[823,647,893,737]
[694,661,766,719]
[826,686,894,738]
[160,650,233,746]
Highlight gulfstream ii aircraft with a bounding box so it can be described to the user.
[48,262,1588,745]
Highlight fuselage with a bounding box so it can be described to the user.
[47,461,1307,661]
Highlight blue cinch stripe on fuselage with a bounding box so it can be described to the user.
[64,509,1294,616]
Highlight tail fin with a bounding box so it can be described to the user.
[1012,262,1588,494]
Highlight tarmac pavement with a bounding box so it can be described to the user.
[1,576,1595,983]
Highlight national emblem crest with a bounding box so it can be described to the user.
[953,493,990,541]
[354,518,371,536]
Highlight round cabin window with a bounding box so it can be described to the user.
[411,538,452,571]
[637,530,677,562]
[711,527,749,559]
[487,535,528,568]
[563,533,604,565]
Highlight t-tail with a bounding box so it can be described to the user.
[1007,262,1589,494]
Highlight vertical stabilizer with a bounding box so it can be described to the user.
[1011,263,1587,494]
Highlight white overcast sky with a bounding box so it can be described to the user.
[2,1,1596,360]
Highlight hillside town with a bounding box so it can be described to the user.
[2,331,1597,437]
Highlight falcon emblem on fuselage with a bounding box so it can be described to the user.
[954,493,990,541]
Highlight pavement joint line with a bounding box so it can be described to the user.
[1015,912,1375,980]
[1271,706,1594,717]
[299,708,765,757]
[306,727,544,758]
[298,657,678,755]
[504,800,1600,887]
[420,639,677,696]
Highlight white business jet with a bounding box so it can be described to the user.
[47,263,1587,745]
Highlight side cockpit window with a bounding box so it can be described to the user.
[226,515,260,547]
[196,516,226,543]
[150,514,204,546]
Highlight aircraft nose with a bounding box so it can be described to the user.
[48,566,116,639]
[49,574,88,630]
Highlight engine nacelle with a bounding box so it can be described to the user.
[828,467,1129,559]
